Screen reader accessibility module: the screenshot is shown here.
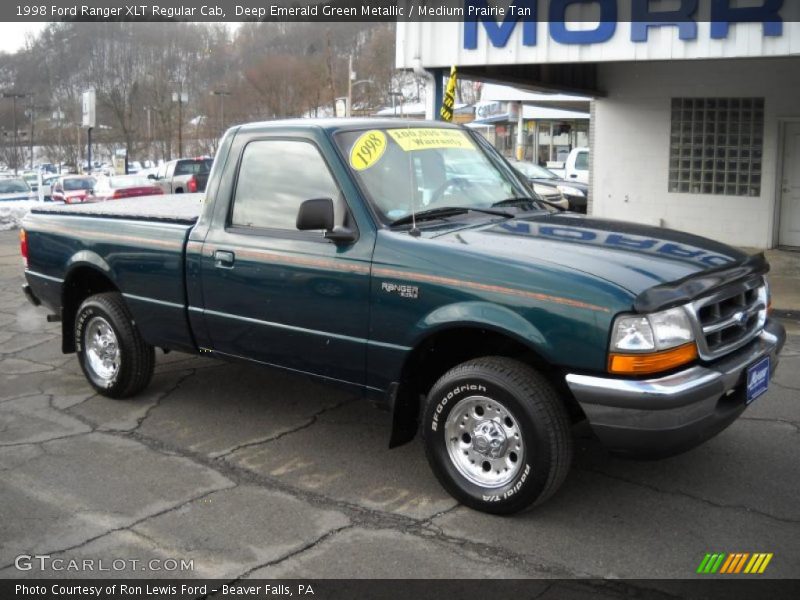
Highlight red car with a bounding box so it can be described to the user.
[90,175,164,201]
[51,176,96,204]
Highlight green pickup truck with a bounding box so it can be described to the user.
[20,119,785,514]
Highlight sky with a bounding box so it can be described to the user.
[0,22,48,54]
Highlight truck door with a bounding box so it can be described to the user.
[197,135,372,387]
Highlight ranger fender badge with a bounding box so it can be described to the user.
[381,282,419,299]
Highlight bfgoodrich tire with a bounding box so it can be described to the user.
[422,357,573,515]
[75,292,155,399]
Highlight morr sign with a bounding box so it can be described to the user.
[464,0,785,49]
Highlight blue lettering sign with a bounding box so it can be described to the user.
[463,0,537,50]
[462,0,785,49]
[549,0,617,44]
[630,0,699,42]
[710,0,783,39]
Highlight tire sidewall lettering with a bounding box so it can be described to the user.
[430,382,487,432]
[429,377,541,507]
[75,306,97,353]
[76,304,119,389]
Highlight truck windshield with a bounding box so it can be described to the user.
[335,127,543,225]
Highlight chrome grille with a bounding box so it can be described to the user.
[687,277,768,361]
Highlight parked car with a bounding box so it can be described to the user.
[51,176,96,204]
[511,160,588,213]
[20,119,785,515]
[0,177,34,202]
[38,173,61,202]
[21,171,40,192]
[90,175,164,201]
[149,157,213,194]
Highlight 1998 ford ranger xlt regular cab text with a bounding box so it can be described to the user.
[20,119,786,514]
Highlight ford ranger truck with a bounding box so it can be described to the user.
[20,119,786,515]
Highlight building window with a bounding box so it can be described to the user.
[669,98,764,196]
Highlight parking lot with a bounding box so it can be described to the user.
[1,229,799,584]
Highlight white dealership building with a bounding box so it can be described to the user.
[397,0,800,249]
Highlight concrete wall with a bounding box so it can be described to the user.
[592,57,800,248]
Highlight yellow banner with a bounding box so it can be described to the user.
[387,128,474,152]
[440,65,457,122]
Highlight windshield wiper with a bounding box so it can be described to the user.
[390,206,514,228]
[491,196,542,208]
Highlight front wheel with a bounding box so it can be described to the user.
[422,357,573,514]
[75,292,155,399]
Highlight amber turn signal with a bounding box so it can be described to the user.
[608,343,698,376]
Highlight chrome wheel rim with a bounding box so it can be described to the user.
[444,395,524,488]
[84,316,120,383]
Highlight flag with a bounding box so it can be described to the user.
[440,66,457,122]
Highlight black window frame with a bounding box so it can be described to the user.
[225,136,356,243]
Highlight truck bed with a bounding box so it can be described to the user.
[30,193,204,224]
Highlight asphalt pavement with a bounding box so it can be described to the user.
[1,229,799,587]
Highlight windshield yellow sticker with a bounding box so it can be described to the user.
[349,130,387,171]
[387,128,474,152]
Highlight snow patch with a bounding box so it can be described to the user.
[0,200,39,231]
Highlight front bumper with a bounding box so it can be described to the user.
[565,319,786,457]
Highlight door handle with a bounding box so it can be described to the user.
[570,174,578,178]
[213,250,235,268]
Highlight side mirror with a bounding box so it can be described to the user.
[147,174,156,180]
[297,197,335,231]
[296,198,356,244]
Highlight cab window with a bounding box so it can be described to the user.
[231,139,343,232]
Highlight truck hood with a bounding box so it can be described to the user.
[430,213,761,307]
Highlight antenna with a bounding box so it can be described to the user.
[408,123,419,237]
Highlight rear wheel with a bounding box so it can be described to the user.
[75,292,154,398]
[422,357,573,514]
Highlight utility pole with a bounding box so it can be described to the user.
[346,55,354,118]
[27,97,35,170]
[211,90,231,135]
[173,84,188,157]
[53,108,64,173]
[144,106,153,159]
[1,92,27,174]
[82,89,96,174]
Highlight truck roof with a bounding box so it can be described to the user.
[235,117,462,135]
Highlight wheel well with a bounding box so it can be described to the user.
[389,327,583,448]
[61,267,119,353]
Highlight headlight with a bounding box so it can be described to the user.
[609,306,697,375]
[556,185,585,198]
